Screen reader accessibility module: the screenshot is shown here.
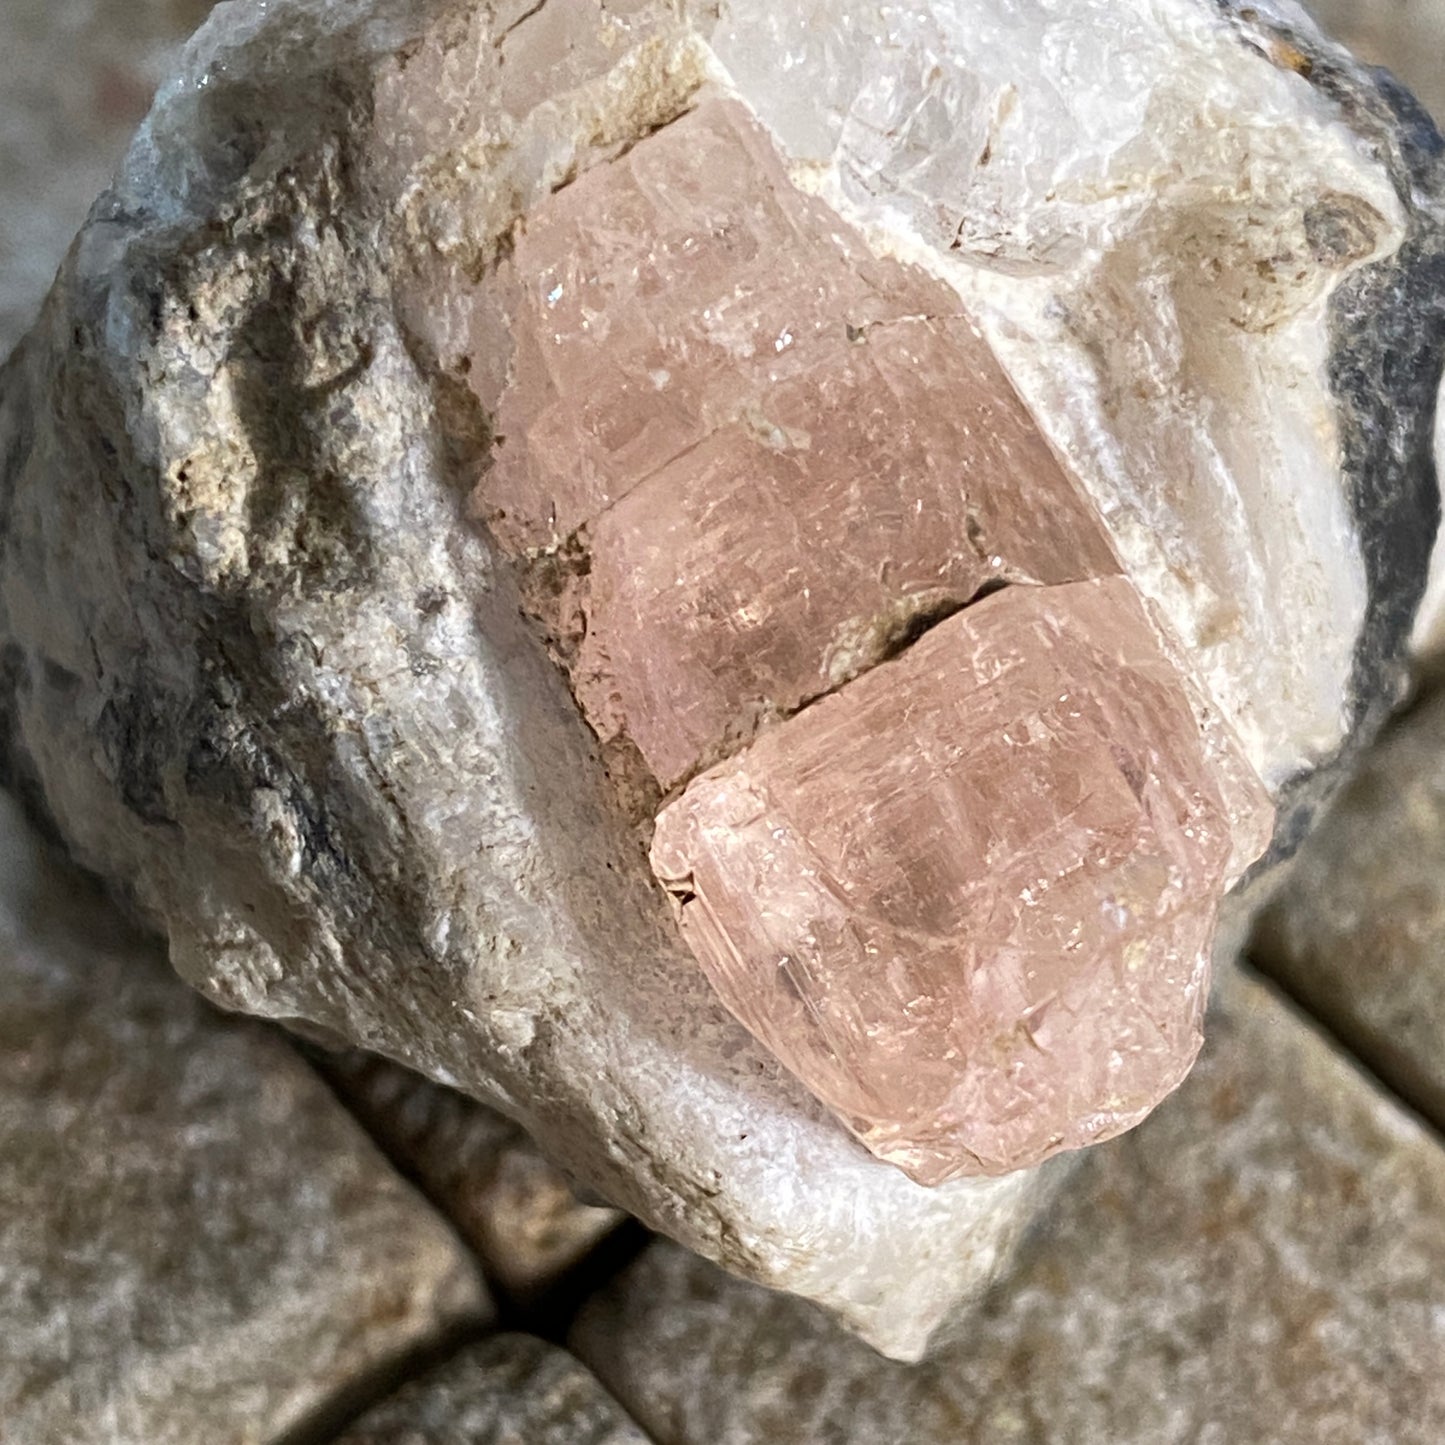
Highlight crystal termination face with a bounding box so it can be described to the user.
[652,580,1236,1182]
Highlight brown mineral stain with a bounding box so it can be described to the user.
[1271,40,1315,77]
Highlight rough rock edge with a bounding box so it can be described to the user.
[1229,1,1445,857]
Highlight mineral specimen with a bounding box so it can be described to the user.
[0,0,1440,1358]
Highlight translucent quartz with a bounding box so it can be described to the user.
[478,97,1119,788]
[651,580,1240,1183]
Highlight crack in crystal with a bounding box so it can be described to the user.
[844,312,969,343]
[656,573,1024,806]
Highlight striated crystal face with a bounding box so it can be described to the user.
[454,90,1273,1183]
[650,579,1236,1182]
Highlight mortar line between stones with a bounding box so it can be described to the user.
[270,1315,492,1445]
[1240,950,1445,1152]
[290,1036,658,1339]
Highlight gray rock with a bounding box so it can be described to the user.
[0,0,1441,1358]
[315,1048,626,1305]
[0,790,489,1445]
[333,1334,650,1444]
[572,963,1445,1445]
[1255,686,1445,1125]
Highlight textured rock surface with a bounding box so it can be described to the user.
[333,1335,650,1445]
[0,0,1440,1357]
[316,1049,625,1304]
[573,963,1445,1445]
[654,578,1271,1181]
[0,793,488,1444]
[1254,686,1445,1124]
[0,0,211,360]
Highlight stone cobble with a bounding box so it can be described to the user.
[332,1334,651,1444]
[1256,687,1445,1127]
[0,795,490,1444]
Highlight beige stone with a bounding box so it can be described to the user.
[317,1049,626,1304]
[573,962,1445,1444]
[332,1335,650,1445]
[0,793,488,1444]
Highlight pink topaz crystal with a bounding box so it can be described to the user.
[478,98,1119,788]
[453,90,1273,1182]
[651,580,1240,1182]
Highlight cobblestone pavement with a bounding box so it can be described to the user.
[6,0,1445,1440]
